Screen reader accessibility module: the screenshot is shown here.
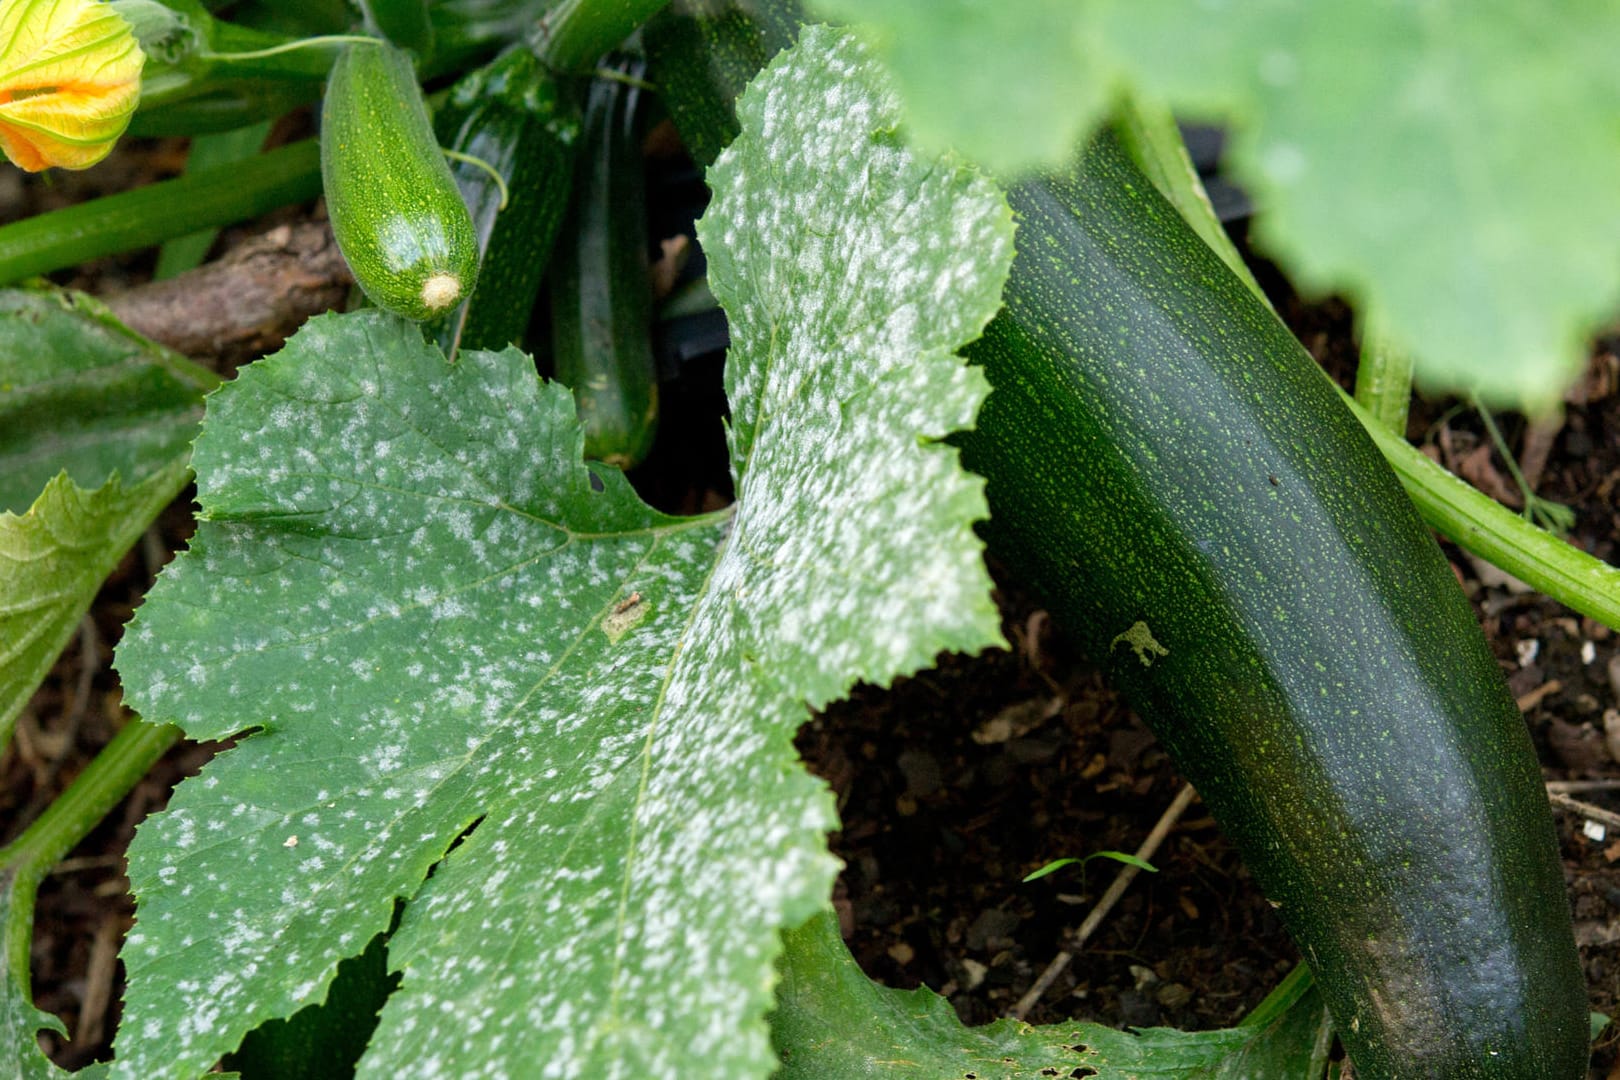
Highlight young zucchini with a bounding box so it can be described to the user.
[548,60,658,469]
[320,40,477,321]
[430,46,578,360]
[647,10,1589,1078]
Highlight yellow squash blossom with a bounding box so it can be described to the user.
[0,0,143,171]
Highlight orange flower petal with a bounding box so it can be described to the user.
[0,0,144,171]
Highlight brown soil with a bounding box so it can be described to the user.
[6,148,1620,1078]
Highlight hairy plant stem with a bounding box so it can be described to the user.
[0,138,321,284]
[1,719,180,998]
[1113,97,1265,303]
[1353,331,1414,437]
[1115,105,1620,631]
[1343,393,1620,627]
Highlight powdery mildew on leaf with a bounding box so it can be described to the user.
[806,1,1620,407]
[111,26,1012,1080]
[809,0,1111,176]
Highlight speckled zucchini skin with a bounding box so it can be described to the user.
[956,129,1588,1079]
[430,47,578,359]
[549,62,658,470]
[320,41,477,322]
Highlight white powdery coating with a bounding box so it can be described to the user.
[111,26,1012,1080]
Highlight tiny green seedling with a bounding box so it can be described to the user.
[1023,850,1159,884]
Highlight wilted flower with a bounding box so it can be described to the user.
[0,0,144,172]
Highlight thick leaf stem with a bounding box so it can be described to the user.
[0,138,321,284]
[1,718,180,995]
[1342,391,1620,628]
[1117,105,1620,631]
[1353,331,1414,437]
[154,121,275,280]
[533,0,671,73]
[1112,98,1268,308]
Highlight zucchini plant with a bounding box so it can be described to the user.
[3,2,1619,1079]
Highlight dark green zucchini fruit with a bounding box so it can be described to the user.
[548,59,658,470]
[429,46,578,360]
[954,129,1588,1080]
[642,7,1590,1077]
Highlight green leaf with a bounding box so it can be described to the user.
[111,25,1013,1080]
[772,911,1332,1079]
[0,876,71,1079]
[807,0,1112,176]
[0,287,214,515]
[803,2,1620,407]
[0,463,191,749]
[3,719,180,1080]
[1098,0,1620,408]
[0,288,205,748]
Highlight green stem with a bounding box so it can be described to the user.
[1118,102,1620,630]
[155,120,275,280]
[590,64,658,91]
[1354,330,1415,436]
[1239,961,1314,1028]
[533,0,672,73]
[441,148,510,210]
[129,81,321,137]
[1474,401,1575,534]
[0,138,321,284]
[198,33,382,64]
[1,718,180,997]
[1343,390,1620,628]
[1113,97,1269,309]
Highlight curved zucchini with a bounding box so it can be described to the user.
[320,40,477,321]
[955,130,1587,1079]
[430,46,578,360]
[647,11,1588,1077]
[548,60,658,469]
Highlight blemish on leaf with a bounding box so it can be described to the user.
[602,592,648,644]
[1110,620,1168,667]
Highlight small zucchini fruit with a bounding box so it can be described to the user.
[320,40,476,322]
[548,59,658,469]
